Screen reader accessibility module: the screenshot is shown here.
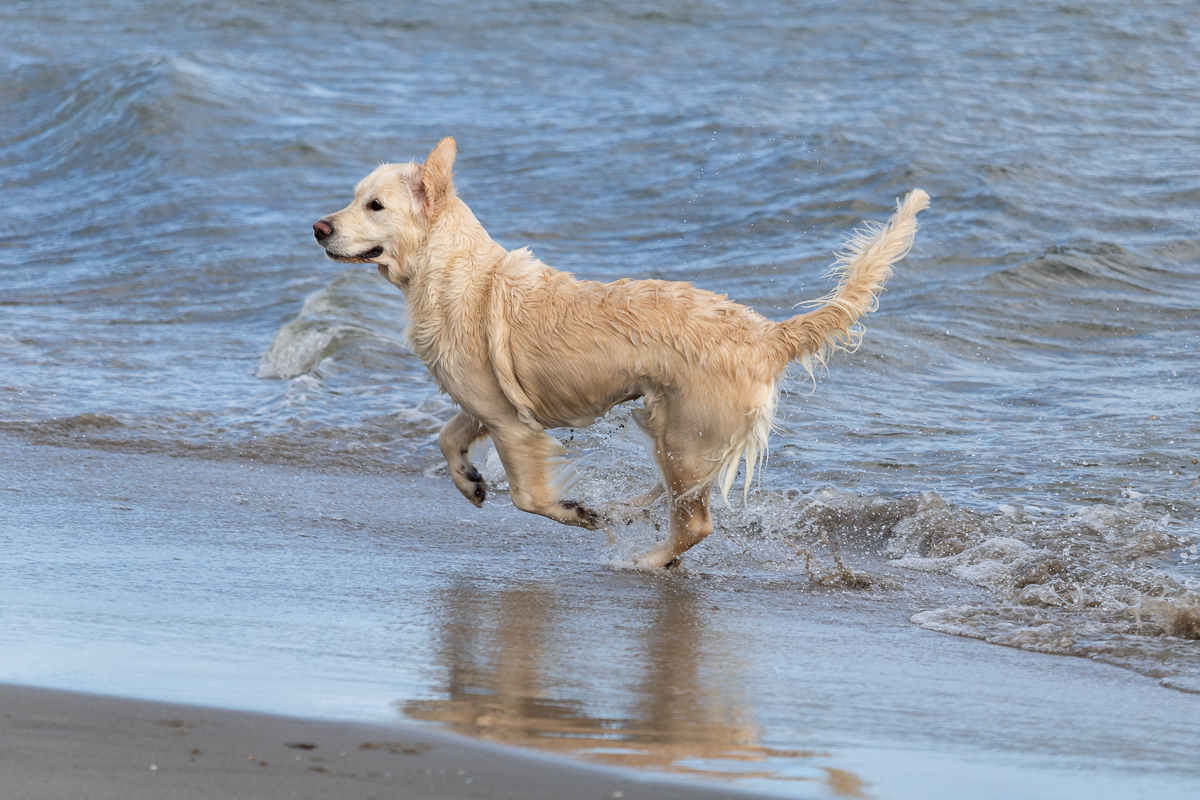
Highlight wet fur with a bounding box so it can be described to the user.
[316,138,929,567]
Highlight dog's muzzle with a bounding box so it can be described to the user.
[312,219,384,261]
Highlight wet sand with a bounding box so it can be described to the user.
[0,682,760,800]
[3,432,1200,799]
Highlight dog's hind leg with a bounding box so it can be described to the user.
[439,411,490,507]
[488,419,605,530]
[631,399,715,568]
[634,460,713,569]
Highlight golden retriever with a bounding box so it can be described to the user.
[314,138,928,567]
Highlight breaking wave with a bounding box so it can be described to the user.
[725,487,1200,693]
[259,268,411,380]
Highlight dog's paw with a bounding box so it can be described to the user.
[632,542,679,570]
[456,466,487,508]
[561,500,604,530]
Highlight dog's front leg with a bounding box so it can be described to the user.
[488,420,604,531]
[439,411,490,507]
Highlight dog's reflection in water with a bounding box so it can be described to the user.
[401,581,867,796]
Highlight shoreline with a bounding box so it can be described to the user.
[4,433,1200,799]
[0,682,768,800]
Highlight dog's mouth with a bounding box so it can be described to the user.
[326,245,386,263]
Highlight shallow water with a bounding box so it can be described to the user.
[4,438,1200,799]
[2,0,1199,795]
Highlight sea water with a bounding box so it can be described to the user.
[2,1,1198,797]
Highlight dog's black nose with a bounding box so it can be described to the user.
[313,219,334,240]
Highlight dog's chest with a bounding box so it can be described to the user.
[406,307,489,401]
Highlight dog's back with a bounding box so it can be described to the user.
[491,250,781,430]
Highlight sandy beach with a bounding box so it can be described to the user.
[1,682,762,800]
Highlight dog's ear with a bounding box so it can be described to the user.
[406,170,429,217]
[420,137,456,218]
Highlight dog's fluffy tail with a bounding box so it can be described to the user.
[776,189,929,378]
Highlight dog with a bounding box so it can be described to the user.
[314,138,928,567]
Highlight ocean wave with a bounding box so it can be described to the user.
[985,242,1193,298]
[0,59,170,189]
[259,268,410,380]
[891,496,1200,692]
[718,487,1200,693]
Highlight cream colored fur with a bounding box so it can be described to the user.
[315,138,929,568]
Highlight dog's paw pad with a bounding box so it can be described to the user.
[561,500,603,529]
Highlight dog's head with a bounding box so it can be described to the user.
[313,137,457,283]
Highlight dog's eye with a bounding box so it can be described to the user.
[368,199,384,211]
